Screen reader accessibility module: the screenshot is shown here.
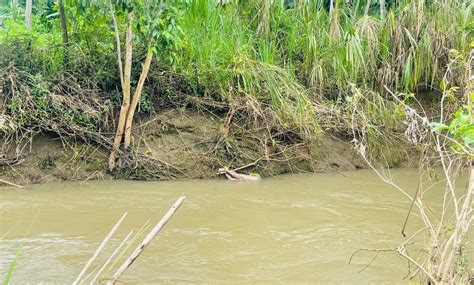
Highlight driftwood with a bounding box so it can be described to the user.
[106,195,186,284]
[73,212,128,285]
[218,168,261,181]
[0,178,24,189]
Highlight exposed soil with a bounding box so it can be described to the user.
[0,108,414,186]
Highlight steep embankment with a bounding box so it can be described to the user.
[0,65,412,185]
[2,107,394,185]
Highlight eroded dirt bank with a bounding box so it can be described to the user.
[1,107,414,185]
[1,64,415,185]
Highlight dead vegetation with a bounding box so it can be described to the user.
[0,61,398,182]
[348,50,473,284]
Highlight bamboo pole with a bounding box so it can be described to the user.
[73,212,128,285]
[58,0,68,64]
[90,230,134,284]
[107,195,185,284]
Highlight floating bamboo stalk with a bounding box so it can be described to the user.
[73,212,128,285]
[106,195,185,284]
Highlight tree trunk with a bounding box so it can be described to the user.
[109,0,124,89]
[25,0,33,29]
[379,0,385,19]
[108,11,134,170]
[364,0,371,16]
[123,49,154,149]
[58,0,68,64]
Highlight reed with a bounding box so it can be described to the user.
[2,250,20,285]
[175,0,472,96]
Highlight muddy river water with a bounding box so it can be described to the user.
[0,169,470,283]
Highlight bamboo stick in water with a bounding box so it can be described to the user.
[90,230,134,284]
[73,212,128,285]
[106,195,185,284]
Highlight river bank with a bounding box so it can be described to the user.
[0,105,415,186]
[1,0,464,186]
[0,65,412,186]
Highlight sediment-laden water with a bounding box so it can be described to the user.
[0,169,469,283]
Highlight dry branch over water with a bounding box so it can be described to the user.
[71,196,185,284]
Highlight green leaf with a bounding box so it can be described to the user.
[430,122,449,132]
[439,79,447,90]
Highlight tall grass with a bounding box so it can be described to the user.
[175,0,319,135]
[152,0,470,144]
[1,0,472,140]
[174,0,473,96]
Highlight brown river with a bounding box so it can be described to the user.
[0,169,470,284]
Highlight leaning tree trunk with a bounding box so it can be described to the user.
[107,5,156,169]
[108,11,134,170]
[123,49,153,149]
[25,0,33,29]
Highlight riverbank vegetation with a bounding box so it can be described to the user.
[1,0,472,180]
[350,48,473,283]
[0,0,473,282]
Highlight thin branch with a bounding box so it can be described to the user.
[109,0,124,89]
[73,212,128,285]
[90,230,134,284]
[107,195,185,284]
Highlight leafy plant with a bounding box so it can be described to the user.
[430,102,474,153]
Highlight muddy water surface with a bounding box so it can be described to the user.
[0,169,464,283]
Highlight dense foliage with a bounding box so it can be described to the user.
[0,0,472,165]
